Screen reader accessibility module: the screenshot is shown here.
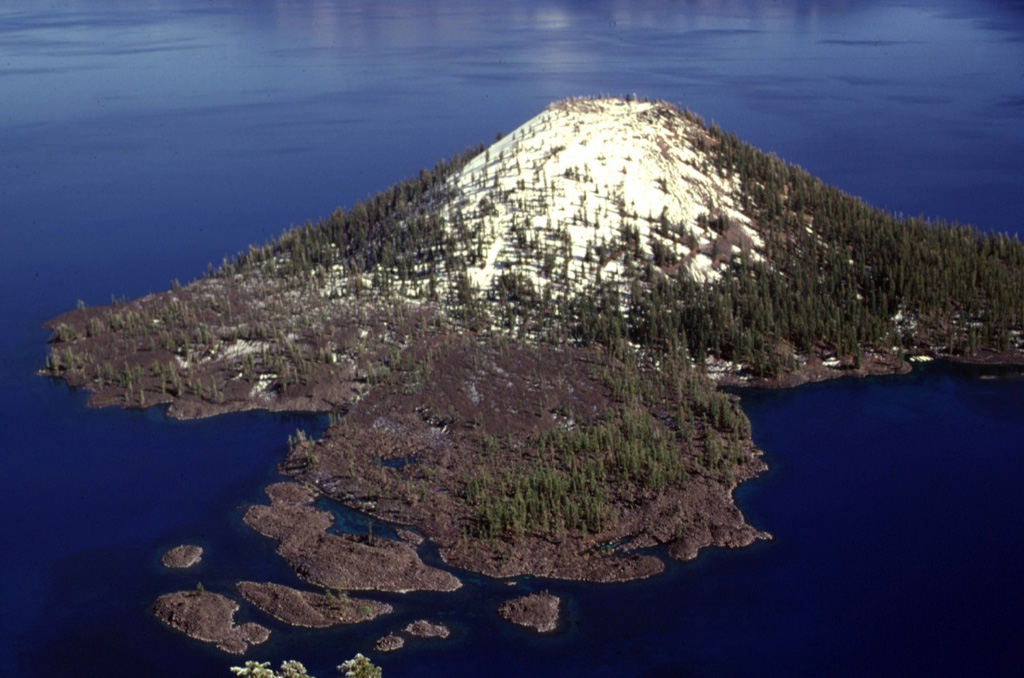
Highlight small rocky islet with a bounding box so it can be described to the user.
[373,620,452,654]
[152,590,269,655]
[161,544,203,569]
[497,592,562,633]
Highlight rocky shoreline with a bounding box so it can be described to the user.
[50,297,1020,611]
[273,337,771,587]
[711,348,911,389]
[236,582,392,628]
[714,346,1024,390]
[243,483,461,593]
[139,340,1019,656]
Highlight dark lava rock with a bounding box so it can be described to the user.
[404,619,451,639]
[152,590,269,654]
[374,633,405,652]
[497,591,561,633]
[243,483,461,593]
[236,581,391,628]
[396,528,425,545]
[161,544,203,569]
[264,481,318,505]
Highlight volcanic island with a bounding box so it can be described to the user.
[42,97,1024,652]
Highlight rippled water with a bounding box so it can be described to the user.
[3,1,1024,676]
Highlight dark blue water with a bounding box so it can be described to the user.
[3,1,1024,676]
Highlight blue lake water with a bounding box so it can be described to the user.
[3,1,1024,676]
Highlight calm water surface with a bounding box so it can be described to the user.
[2,1,1024,676]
